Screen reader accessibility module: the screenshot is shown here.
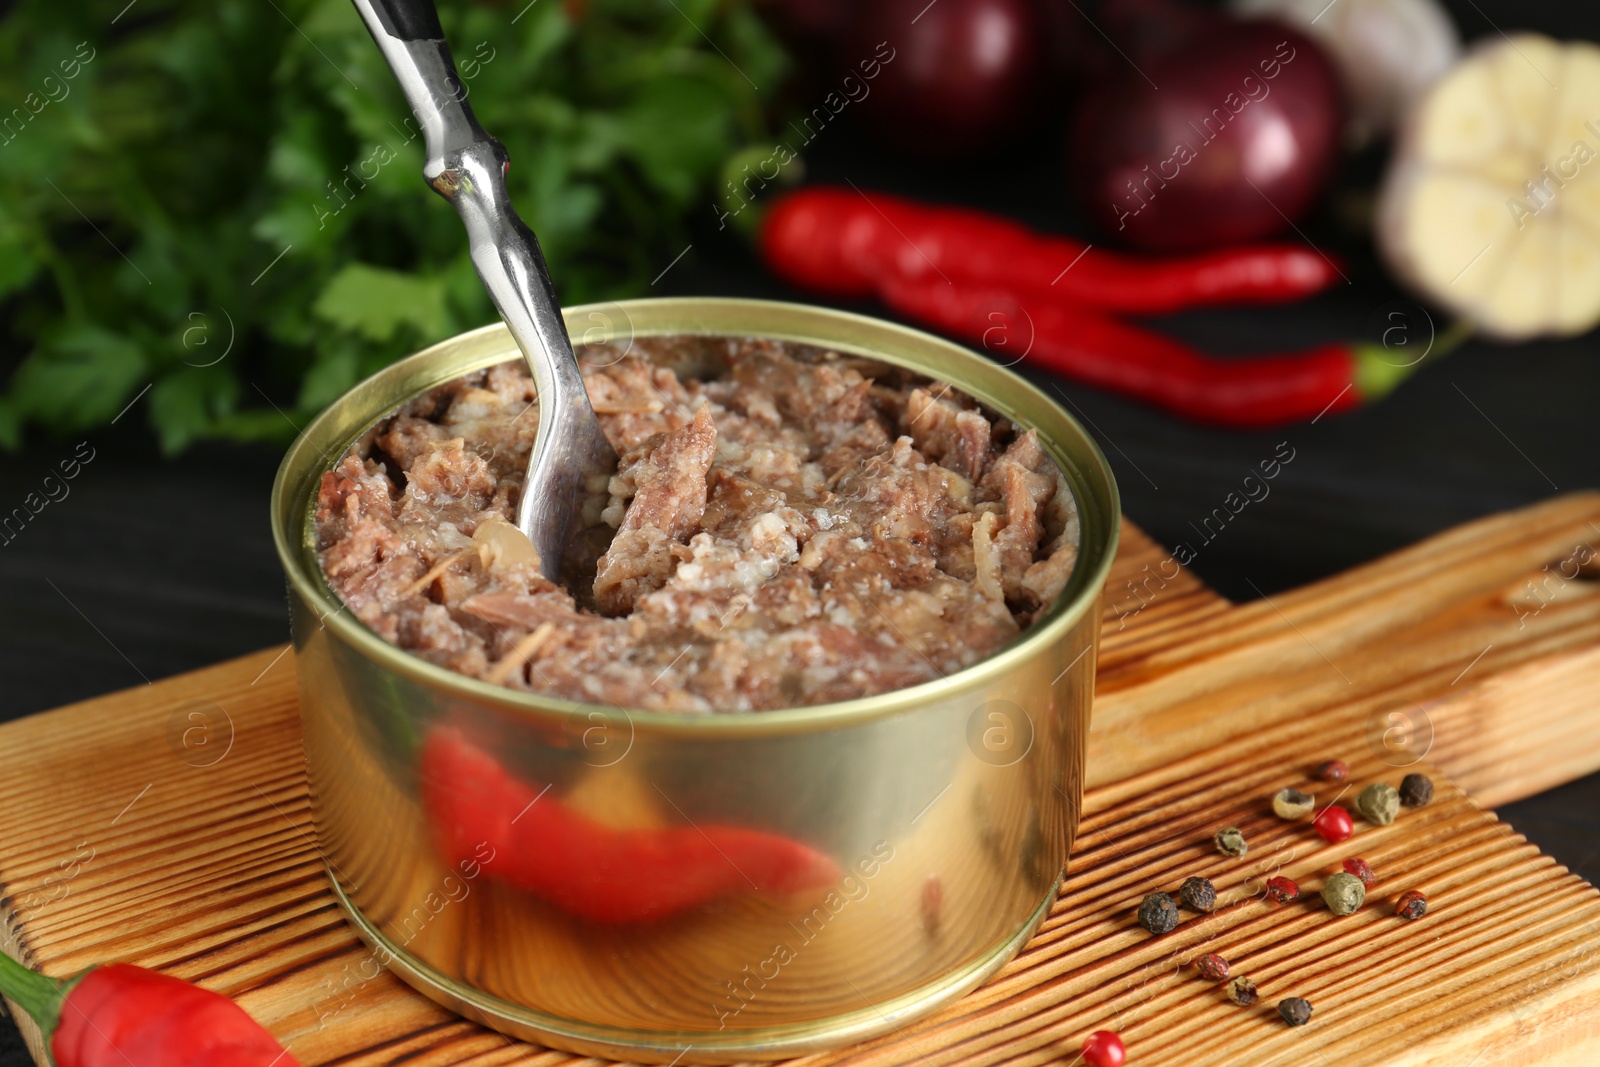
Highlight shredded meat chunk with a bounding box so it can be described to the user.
[903,387,991,482]
[314,336,1079,712]
[594,406,717,615]
[979,433,1050,602]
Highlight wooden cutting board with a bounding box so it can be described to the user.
[4,494,1600,1067]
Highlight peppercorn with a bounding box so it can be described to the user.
[1179,876,1217,912]
[1278,997,1314,1027]
[1314,759,1348,782]
[1314,805,1354,843]
[1272,787,1315,820]
[1265,875,1301,904]
[1399,773,1434,808]
[1395,889,1428,920]
[1342,857,1376,887]
[1138,892,1180,934]
[1214,827,1248,857]
[1195,953,1230,983]
[1081,1030,1126,1067]
[1357,783,1400,825]
[1322,871,1366,915]
[1226,976,1259,1006]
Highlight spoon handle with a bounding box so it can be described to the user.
[350,0,617,578]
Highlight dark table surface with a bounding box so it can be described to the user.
[3,0,1598,1062]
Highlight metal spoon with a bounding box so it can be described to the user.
[349,0,617,581]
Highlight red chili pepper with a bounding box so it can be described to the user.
[0,953,298,1067]
[760,186,1341,314]
[877,273,1413,428]
[421,727,840,923]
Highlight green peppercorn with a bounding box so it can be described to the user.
[1356,782,1400,826]
[1179,876,1217,912]
[1322,871,1366,915]
[1138,892,1179,934]
[1399,773,1434,808]
[1278,997,1313,1026]
[1226,976,1259,1006]
[1214,827,1248,857]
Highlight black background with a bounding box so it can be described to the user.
[2,0,1597,1060]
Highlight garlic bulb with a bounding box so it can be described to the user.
[1377,35,1600,340]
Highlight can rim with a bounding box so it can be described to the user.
[271,297,1120,736]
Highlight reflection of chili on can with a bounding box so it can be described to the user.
[421,727,841,924]
[921,873,943,936]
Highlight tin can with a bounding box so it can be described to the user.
[271,299,1119,1062]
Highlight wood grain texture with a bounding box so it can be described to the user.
[1,506,1598,1067]
[1092,493,1600,799]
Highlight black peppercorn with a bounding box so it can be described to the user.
[1138,892,1180,934]
[1179,876,1217,912]
[1399,773,1434,808]
[1278,997,1313,1026]
[1226,976,1259,1006]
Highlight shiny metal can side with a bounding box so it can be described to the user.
[271,298,1120,1062]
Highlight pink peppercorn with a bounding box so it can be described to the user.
[1265,875,1301,904]
[1342,857,1376,887]
[1314,805,1354,843]
[1082,1030,1126,1067]
[1395,890,1428,920]
[1315,759,1348,782]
